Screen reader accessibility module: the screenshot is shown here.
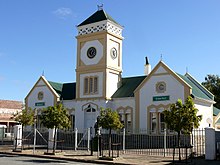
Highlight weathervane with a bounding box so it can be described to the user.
[97,4,103,10]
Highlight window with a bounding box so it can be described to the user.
[84,76,98,94]
[150,112,157,134]
[84,78,89,94]
[89,77,93,93]
[159,113,165,133]
[150,111,166,134]
[70,115,75,130]
[118,109,132,133]
[38,92,44,100]
[94,77,98,93]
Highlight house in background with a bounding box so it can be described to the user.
[25,8,218,134]
[0,99,23,130]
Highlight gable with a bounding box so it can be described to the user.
[25,76,60,103]
[134,61,192,97]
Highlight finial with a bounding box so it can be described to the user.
[42,70,44,76]
[186,67,188,73]
[97,4,103,11]
[160,54,163,61]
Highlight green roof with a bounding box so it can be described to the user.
[177,73,213,101]
[214,107,220,116]
[78,9,120,27]
[61,83,76,100]
[48,81,76,100]
[112,76,146,98]
[48,81,63,96]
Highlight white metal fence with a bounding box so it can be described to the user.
[0,126,205,158]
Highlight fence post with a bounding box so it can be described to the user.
[33,124,37,154]
[13,125,22,149]
[123,128,125,153]
[87,127,90,152]
[164,128,166,157]
[75,128,78,151]
[205,127,216,160]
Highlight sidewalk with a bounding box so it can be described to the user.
[0,146,220,165]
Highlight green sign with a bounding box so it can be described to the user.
[153,96,170,102]
[35,102,45,106]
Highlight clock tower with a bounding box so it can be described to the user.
[75,9,123,100]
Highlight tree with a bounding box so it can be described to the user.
[40,104,71,153]
[202,74,220,109]
[163,96,202,161]
[13,108,35,149]
[14,108,35,127]
[98,108,123,157]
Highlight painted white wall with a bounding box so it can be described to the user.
[106,72,119,99]
[26,79,55,109]
[79,72,103,98]
[106,35,122,70]
[74,99,107,132]
[62,100,76,116]
[195,100,213,128]
[139,74,185,130]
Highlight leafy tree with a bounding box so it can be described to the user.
[13,108,35,149]
[40,103,70,153]
[202,74,220,109]
[98,108,123,157]
[14,108,35,127]
[163,96,202,161]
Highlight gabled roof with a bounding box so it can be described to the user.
[48,81,63,96]
[48,81,76,100]
[112,76,146,98]
[177,73,213,101]
[78,9,120,27]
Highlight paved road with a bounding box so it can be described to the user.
[0,154,104,165]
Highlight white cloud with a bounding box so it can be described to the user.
[53,8,73,19]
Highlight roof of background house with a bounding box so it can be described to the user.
[48,81,76,100]
[0,100,23,109]
[78,9,120,27]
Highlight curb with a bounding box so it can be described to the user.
[0,151,135,165]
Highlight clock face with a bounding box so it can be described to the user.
[87,47,97,59]
[110,47,117,59]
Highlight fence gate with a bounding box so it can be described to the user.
[76,128,91,151]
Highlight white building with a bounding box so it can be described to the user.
[25,9,217,134]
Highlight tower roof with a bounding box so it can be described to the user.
[78,9,120,27]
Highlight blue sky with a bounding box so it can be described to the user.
[1,0,220,102]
